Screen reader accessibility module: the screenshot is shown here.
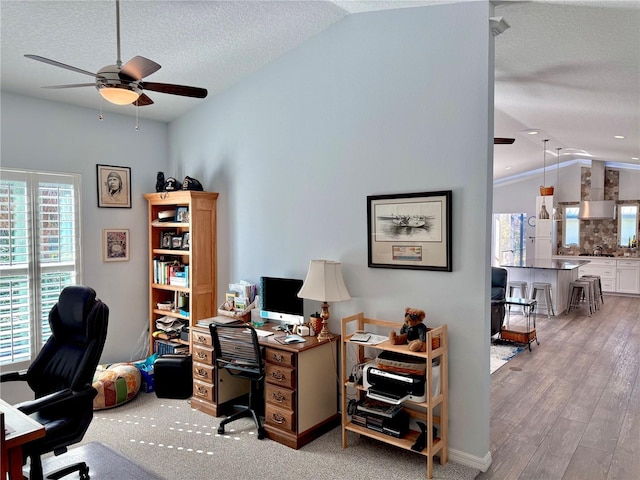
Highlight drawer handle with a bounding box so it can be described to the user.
[272,353,284,362]
[271,391,285,403]
[196,352,208,360]
[196,385,208,396]
[270,370,285,382]
[196,335,207,343]
[195,368,209,378]
[271,413,286,424]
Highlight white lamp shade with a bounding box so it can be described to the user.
[297,260,351,302]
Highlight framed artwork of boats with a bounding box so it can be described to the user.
[367,190,452,271]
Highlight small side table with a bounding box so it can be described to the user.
[501,297,539,351]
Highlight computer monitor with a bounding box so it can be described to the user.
[259,276,304,324]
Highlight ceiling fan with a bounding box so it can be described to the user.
[494,138,515,144]
[24,0,207,107]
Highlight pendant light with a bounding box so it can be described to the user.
[539,139,550,219]
[553,147,563,221]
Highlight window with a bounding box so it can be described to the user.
[619,204,638,247]
[493,213,526,266]
[0,169,81,368]
[563,206,580,246]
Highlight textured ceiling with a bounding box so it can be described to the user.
[1,1,638,180]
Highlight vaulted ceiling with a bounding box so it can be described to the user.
[1,1,638,180]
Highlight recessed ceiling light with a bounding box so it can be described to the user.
[527,130,539,135]
[614,135,625,139]
[505,166,512,170]
[632,157,639,160]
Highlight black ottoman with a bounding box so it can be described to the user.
[154,354,193,399]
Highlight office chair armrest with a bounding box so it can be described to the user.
[16,386,96,415]
[0,370,28,382]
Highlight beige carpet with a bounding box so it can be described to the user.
[70,392,479,480]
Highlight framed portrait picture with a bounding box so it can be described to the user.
[175,206,189,223]
[161,231,176,249]
[171,236,183,249]
[103,229,130,262]
[367,190,452,271]
[97,164,131,208]
[181,232,190,250]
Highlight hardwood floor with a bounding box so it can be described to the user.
[478,294,640,480]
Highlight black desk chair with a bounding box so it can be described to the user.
[0,285,109,480]
[491,267,508,337]
[209,323,266,439]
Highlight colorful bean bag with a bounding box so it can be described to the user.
[92,363,141,410]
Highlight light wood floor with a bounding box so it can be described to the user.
[477,294,640,480]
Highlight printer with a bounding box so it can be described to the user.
[362,351,440,404]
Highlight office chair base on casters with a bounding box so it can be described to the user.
[218,405,265,439]
[46,462,90,480]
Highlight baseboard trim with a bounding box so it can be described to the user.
[448,448,492,472]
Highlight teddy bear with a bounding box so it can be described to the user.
[389,307,428,352]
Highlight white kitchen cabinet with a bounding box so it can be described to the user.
[616,260,640,294]
[578,258,617,293]
[534,195,555,259]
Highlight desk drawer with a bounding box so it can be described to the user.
[193,378,214,402]
[265,347,295,367]
[193,362,214,382]
[192,344,213,365]
[265,404,295,433]
[192,329,213,347]
[265,363,296,389]
[265,383,295,410]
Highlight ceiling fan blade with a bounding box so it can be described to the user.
[134,93,154,106]
[25,54,97,78]
[42,83,96,89]
[494,137,515,144]
[142,82,208,99]
[120,56,161,81]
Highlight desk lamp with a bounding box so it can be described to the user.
[297,260,351,340]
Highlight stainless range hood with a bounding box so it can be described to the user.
[578,160,616,220]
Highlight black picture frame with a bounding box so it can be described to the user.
[97,164,131,208]
[175,206,189,223]
[171,236,183,249]
[367,190,452,271]
[181,232,190,250]
[161,231,176,249]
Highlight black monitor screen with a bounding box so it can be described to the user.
[259,277,304,323]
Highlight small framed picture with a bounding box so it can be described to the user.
[181,232,190,250]
[161,231,176,249]
[175,207,189,223]
[97,164,131,208]
[171,236,183,249]
[103,229,130,262]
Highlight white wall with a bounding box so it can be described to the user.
[170,2,493,466]
[0,92,170,368]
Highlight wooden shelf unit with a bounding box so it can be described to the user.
[340,313,448,480]
[144,191,218,355]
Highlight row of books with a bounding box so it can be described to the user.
[153,258,189,287]
[154,338,189,356]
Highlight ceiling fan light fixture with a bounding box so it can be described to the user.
[98,84,140,105]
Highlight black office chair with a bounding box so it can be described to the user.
[0,285,109,480]
[209,323,266,439]
[491,267,508,337]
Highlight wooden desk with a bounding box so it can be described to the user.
[190,321,340,449]
[1,398,45,480]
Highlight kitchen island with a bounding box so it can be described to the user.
[500,259,589,316]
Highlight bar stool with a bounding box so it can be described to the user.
[566,280,593,316]
[581,274,604,305]
[580,276,600,311]
[507,281,528,314]
[530,282,555,318]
